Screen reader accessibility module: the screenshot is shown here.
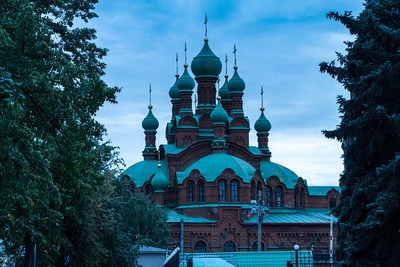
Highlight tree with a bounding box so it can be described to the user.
[0,0,119,265]
[320,0,400,266]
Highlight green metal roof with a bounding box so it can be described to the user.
[121,160,168,187]
[185,251,313,267]
[243,209,335,224]
[307,186,341,196]
[176,153,256,184]
[260,161,299,189]
[193,257,234,267]
[167,210,217,223]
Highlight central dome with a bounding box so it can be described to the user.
[191,39,222,78]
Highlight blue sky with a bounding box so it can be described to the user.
[90,0,364,186]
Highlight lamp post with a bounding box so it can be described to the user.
[294,244,299,267]
[251,194,268,251]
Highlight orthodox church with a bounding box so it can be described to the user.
[120,27,340,257]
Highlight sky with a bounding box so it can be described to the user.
[90,0,365,186]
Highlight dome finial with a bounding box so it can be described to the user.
[175,52,179,77]
[225,54,228,78]
[204,13,208,40]
[233,44,237,68]
[184,42,187,66]
[149,83,152,109]
[260,86,265,112]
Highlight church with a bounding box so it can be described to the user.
[120,26,340,257]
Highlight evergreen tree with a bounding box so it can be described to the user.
[320,0,400,266]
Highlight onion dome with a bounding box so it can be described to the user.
[191,39,222,78]
[254,107,271,133]
[151,162,169,192]
[142,105,159,131]
[210,97,228,124]
[177,64,195,91]
[219,75,230,100]
[228,66,245,93]
[169,73,180,99]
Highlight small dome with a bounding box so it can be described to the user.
[191,39,222,78]
[142,105,159,131]
[228,67,245,93]
[169,74,180,99]
[210,99,228,124]
[254,108,271,133]
[151,163,169,192]
[219,75,230,100]
[177,65,195,91]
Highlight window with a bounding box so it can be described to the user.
[198,180,205,202]
[251,241,265,251]
[231,180,239,202]
[194,241,207,253]
[300,188,305,208]
[294,187,299,208]
[251,181,256,200]
[329,197,337,209]
[257,181,262,198]
[188,181,195,203]
[218,180,226,202]
[145,184,153,196]
[266,187,272,207]
[275,187,282,207]
[223,241,236,252]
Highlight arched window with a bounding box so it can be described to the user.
[188,181,195,203]
[329,197,337,209]
[231,180,239,202]
[275,187,283,207]
[250,181,256,200]
[223,241,236,252]
[145,184,153,196]
[251,241,265,251]
[194,241,207,253]
[198,180,205,202]
[300,188,305,208]
[266,186,272,207]
[218,180,226,202]
[257,181,262,198]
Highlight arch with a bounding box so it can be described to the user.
[188,180,195,203]
[223,241,236,252]
[275,186,283,207]
[231,180,239,202]
[177,115,198,127]
[194,240,207,253]
[198,180,205,202]
[218,180,227,202]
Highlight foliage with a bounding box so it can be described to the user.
[320,0,400,266]
[0,0,170,266]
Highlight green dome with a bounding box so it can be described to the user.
[177,65,195,92]
[169,74,180,99]
[142,105,159,131]
[191,39,222,78]
[151,163,170,192]
[260,161,299,189]
[121,160,167,187]
[254,109,271,133]
[219,75,230,100]
[228,67,245,93]
[177,154,256,184]
[210,99,228,124]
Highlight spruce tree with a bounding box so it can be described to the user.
[320,0,400,266]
